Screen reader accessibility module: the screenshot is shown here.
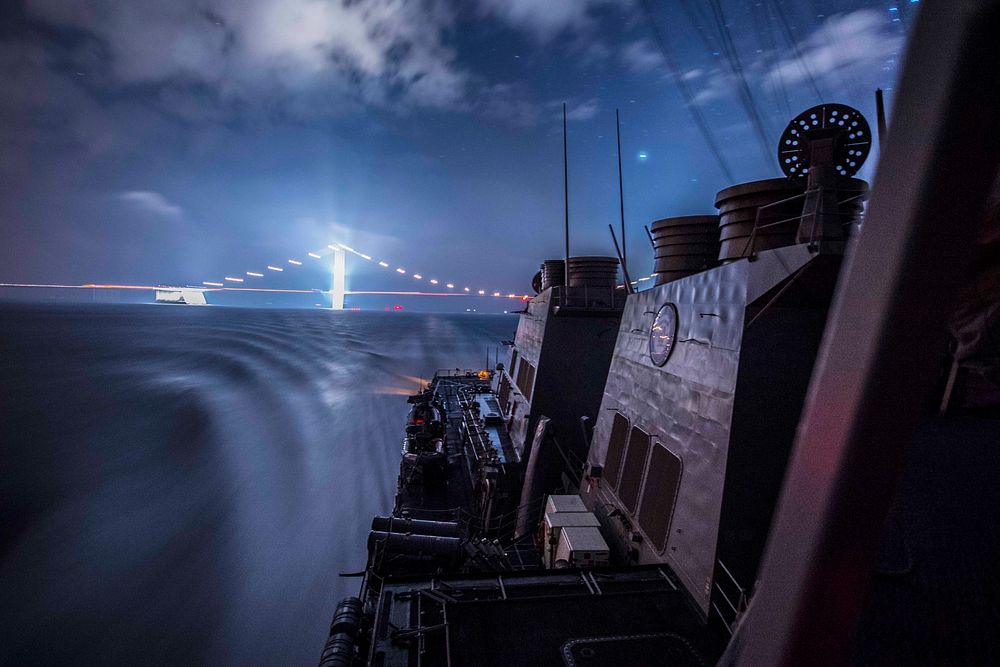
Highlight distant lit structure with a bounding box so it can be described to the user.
[331,247,346,310]
[155,288,207,305]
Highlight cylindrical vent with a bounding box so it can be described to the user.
[714,178,867,261]
[541,259,566,290]
[328,597,362,638]
[367,531,462,558]
[715,179,805,261]
[319,634,356,667]
[566,256,619,289]
[370,516,462,538]
[649,215,721,285]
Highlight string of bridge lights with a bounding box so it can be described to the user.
[200,241,526,299]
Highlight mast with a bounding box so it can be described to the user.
[875,88,888,149]
[563,103,570,283]
[608,224,633,295]
[616,108,627,276]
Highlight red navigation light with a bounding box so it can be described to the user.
[393,304,404,310]
[520,294,531,301]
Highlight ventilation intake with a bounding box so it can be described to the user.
[566,256,619,289]
[541,259,566,291]
[649,215,721,285]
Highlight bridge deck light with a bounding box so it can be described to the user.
[478,289,485,295]
[225,277,244,283]
[446,283,455,289]
[288,259,302,265]
[396,268,406,274]
[463,287,470,292]
[429,279,438,285]
[359,253,372,260]
[413,274,422,280]
[203,281,224,287]
[267,265,284,271]
[246,271,263,277]
[308,252,321,259]
[378,261,390,268]
[492,291,501,297]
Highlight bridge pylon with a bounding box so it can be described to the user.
[331,247,346,310]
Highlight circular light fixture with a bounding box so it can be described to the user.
[649,303,679,367]
[777,103,872,179]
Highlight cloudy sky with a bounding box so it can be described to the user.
[0,0,913,308]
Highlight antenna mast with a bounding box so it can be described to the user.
[616,109,627,276]
[563,103,570,283]
[608,224,634,295]
[875,88,888,149]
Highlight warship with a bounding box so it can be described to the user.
[320,2,1000,664]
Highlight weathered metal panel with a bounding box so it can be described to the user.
[745,244,814,304]
[588,246,815,616]
[588,261,747,615]
[507,290,552,455]
[507,286,623,463]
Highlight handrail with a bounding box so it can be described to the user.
[712,558,749,634]
[552,284,627,311]
[741,185,867,259]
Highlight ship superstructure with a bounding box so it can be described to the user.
[320,3,1000,663]
[322,102,868,662]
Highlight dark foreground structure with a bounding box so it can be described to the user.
[321,1,1000,664]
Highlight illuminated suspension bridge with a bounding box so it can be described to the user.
[0,238,536,309]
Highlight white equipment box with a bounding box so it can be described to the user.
[545,494,587,515]
[542,511,601,568]
[554,526,610,569]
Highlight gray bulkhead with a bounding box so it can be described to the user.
[583,244,818,616]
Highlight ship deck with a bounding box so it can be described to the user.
[368,565,722,666]
[392,371,487,520]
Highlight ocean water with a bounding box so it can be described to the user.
[0,304,515,665]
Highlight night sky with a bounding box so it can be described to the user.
[0,0,914,309]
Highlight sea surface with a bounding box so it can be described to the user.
[0,304,515,665]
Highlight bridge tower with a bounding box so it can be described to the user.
[331,247,346,310]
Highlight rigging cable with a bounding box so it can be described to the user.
[704,0,774,165]
[752,0,792,119]
[766,0,824,101]
[678,0,723,60]
[677,0,774,166]
[638,0,736,183]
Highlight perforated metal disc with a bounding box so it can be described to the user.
[778,103,872,179]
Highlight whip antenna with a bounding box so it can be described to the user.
[563,103,570,282]
[616,108,627,276]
